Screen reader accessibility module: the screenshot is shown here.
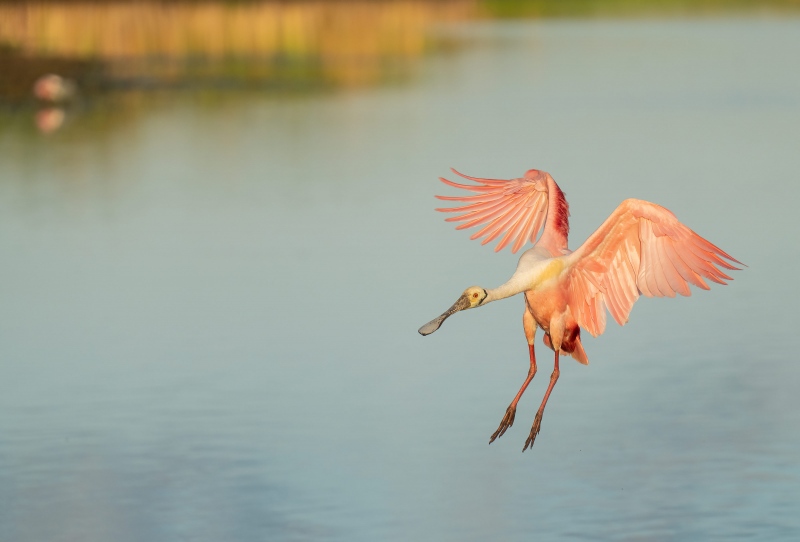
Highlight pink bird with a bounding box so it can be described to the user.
[418,169,741,451]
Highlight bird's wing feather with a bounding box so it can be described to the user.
[562,199,741,337]
[436,169,568,254]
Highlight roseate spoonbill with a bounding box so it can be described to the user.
[418,169,741,451]
[33,74,76,103]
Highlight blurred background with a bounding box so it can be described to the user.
[1,1,800,540]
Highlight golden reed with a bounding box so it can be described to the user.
[0,1,475,61]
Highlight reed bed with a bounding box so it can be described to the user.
[0,1,475,61]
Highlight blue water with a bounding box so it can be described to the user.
[1,18,799,541]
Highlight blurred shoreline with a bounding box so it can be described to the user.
[0,0,476,104]
[2,0,799,104]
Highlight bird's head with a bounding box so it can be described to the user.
[418,286,488,336]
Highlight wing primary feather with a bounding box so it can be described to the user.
[676,245,712,289]
[435,192,506,202]
[497,197,538,252]
[688,235,739,271]
[481,196,531,245]
[685,243,734,282]
[690,235,743,267]
[512,206,540,253]
[469,216,505,240]
[450,168,511,186]
[471,197,531,240]
[669,240,710,290]
[454,194,527,229]
[446,196,522,224]
[436,194,507,212]
[439,177,498,192]
[528,205,548,244]
[698,245,740,272]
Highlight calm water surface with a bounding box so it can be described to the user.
[1,18,800,541]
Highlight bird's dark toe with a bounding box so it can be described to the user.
[522,411,544,452]
[489,406,516,444]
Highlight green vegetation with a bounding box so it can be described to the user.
[480,0,800,18]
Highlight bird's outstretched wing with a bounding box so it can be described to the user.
[435,168,569,254]
[563,199,742,337]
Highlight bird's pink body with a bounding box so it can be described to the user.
[419,168,740,451]
[525,281,586,363]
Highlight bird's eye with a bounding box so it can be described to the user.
[472,293,479,298]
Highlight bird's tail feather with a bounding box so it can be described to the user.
[543,334,589,365]
[571,337,589,365]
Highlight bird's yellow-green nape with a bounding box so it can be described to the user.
[418,286,488,336]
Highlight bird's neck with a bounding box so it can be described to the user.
[484,253,566,304]
[485,274,529,303]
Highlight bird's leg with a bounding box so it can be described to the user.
[490,308,537,444]
[489,344,537,443]
[523,351,560,452]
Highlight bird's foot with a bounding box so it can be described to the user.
[522,411,544,452]
[489,406,516,444]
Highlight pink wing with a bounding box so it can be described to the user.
[563,199,742,337]
[435,168,570,254]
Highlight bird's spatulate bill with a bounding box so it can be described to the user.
[418,294,470,336]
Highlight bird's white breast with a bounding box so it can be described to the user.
[515,247,566,291]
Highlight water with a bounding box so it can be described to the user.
[2,17,800,541]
